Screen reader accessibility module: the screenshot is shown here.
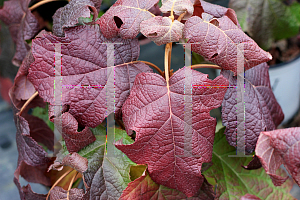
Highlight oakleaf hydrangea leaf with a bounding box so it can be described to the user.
[256,127,300,187]
[183,13,272,75]
[52,0,98,37]
[203,127,295,199]
[28,25,152,128]
[116,67,229,196]
[0,0,40,66]
[50,187,84,200]
[140,16,184,45]
[56,125,136,200]
[221,63,284,153]
[97,0,159,39]
[160,0,194,20]
[229,0,300,50]
[120,171,215,199]
[193,0,239,25]
[52,112,96,152]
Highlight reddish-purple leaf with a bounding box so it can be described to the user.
[50,187,84,200]
[241,194,262,200]
[0,0,40,66]
[28,25,152,128]
[256,127,300,187]
[52,112,96,152]
[193,0,239,25]
[116,67,228,196]
[242,155,262,170]
[97,0,158,39]
[14,162,47,200]
[50,152,88,174]
[160,0,194,20]
[183,13,272,75]
[120,171,215,199]
[140,16,184,45]
[14,114,51,167]
[52,0,98,37]
[221,63,284,153]
[9,51,36,101]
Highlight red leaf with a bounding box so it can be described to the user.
[140,16,184,45]
[242,155,262,170]
[183,13,272,75]
[52,112,96,152]
[28,25,152,128]
[120,170,215,199]
[14,162,47,200]
[193,0,239,26]
[52,0,98,37]
[12,51,36,101]
[256,127,300,187]
[116,67,228,196]
[221,63,284,153]
[97,0,158,39]
[0,0,40,66]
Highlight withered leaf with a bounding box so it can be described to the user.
[140,16,184,45]
[52,0,98,37]
[256,127,300,187]
[160,0,194,20]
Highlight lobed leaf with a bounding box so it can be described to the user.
[183,13,272,75]
[0,0,40,66]
[52,0,98,37]
[221,63,284,153]
[140,16,184,45]
[97,0,159,39]
[116,67,229,196]
[229,0,300,50]
[256,127,300,187]
[28,25,152,128]
[56,125,136,199]
[120,171,215,199]
[203,127,295,199]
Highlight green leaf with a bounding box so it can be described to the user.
[203,127,295,199]
[229,0,300,50]
[57,125,136,199]
[31,104,54,131]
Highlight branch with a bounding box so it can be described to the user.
[133,60,164,77]
[18,91,39,116]
[164,43,172,83]
[46,168,74,200]
[177,12,187,22]
[67,171,79,199]
[190,64,222,70]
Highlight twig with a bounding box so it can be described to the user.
[190,64,222,70]
[29,0,64,11]
[164,43,172,83]
[18,91,39,116]
[46,168,74,200]
[132,60,164,77]
[67,171,79,199]
[177,12,187,22]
